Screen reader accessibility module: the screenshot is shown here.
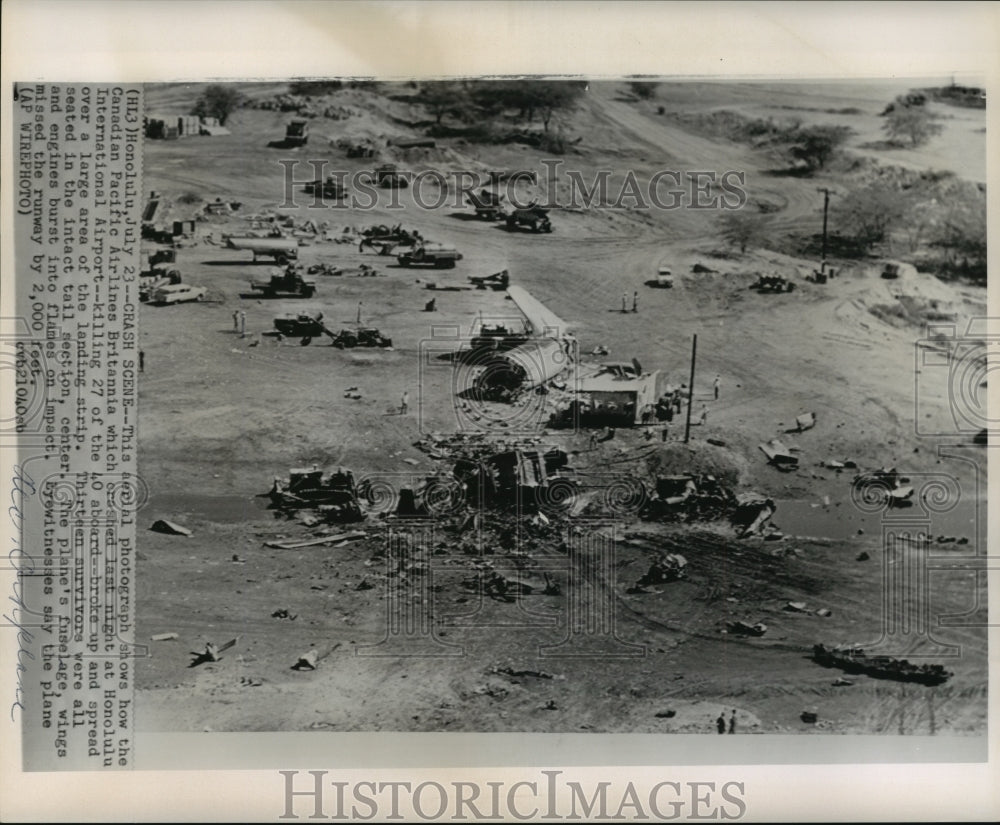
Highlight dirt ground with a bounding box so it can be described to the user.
[134,81,987,735]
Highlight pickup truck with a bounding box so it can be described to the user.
[397,243,463,269]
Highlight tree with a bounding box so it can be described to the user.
[191,84,242,126]
[788,125,853,172]
[932,195,986,282]
[718,211,774,254]
[530,81,586,133]
[418,81,470,125]
[882,103,944,147]
[628,81,659,100]
[833,184,912,253]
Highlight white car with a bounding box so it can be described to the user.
[152,284,207,305]
[654,266,674,287]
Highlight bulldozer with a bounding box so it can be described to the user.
[331,327,393,349]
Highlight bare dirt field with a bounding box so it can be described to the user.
[135,81,987,736]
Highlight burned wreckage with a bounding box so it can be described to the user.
[811,644,953,686]
[268,467,364,522]
[267,439,778,539]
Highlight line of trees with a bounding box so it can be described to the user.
[719,176,985,284]
[417,80,587,134]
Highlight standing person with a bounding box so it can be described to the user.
[632,290,639,313]
[621,292,628,313]
[232,310,239,331]
[357,301,363,324]
[716,713,726,735]
[729,709,737,734]
[400,391,409,415]
[661,424,669,442]
[589,432,598,451]
[714,374,721,400]
[239,310,246,338]
[139,351,145,373]
[699,404,708,426]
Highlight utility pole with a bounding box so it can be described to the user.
[817,187,833,273]
[684,333,697,444]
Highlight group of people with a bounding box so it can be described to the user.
[652,387,686,423]
[231,309,247,337]
[716,709,737,734]
[636,374,722,441]
[621,291,640,313]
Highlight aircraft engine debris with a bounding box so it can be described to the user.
[629,553,688,592]
[725,621,768,636]
[811,644,953,685]
[268,467,364,522]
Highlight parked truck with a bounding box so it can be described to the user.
[397,242,463,269]
[226,236,300,265]
[139,249,183,302]
[250,266,317,298]
[649,265,674,288]
[467,188,506,220]
[285,119,309,147]
[506,204,552,233]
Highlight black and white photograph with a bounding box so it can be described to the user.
[133,74,988,739]
[2,2,997,822]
